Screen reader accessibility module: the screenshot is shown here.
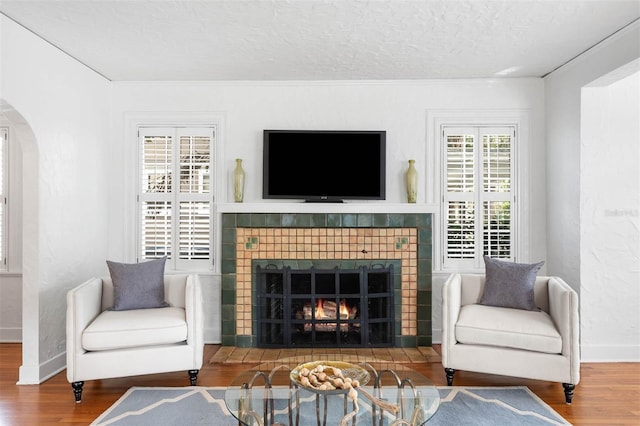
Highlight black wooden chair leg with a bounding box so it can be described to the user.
[445,368,455,386]
[72,381,84,403]
[562,383,575,404]
[188,369,199,386]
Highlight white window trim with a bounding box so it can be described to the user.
[426,109,532,274]
[0,128,7,271]
[442,125,516,270]
[138,126,214,270]
[124,112,226,273]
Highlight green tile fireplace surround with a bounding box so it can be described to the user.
[221,212,432,348]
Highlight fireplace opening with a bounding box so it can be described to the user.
[256,265,394,348]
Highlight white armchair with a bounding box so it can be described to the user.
[442,274,580,403]
[66,274,204,402]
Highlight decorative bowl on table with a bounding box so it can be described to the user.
[290,360,370,395]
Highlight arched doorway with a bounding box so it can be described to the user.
[0,100,41,384]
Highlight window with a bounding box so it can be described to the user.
[0,128,6,271]
[138,127,214,270]
[442,126,515,269]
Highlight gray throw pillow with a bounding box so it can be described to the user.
[107,257,169,311]
[480,256,544,311]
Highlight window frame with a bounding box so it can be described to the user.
[441,125,516,270]
[137,125,216,271]
[428,109,531,274]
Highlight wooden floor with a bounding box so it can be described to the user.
[1,343,638,425]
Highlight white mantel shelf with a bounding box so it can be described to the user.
[217,202,438,214]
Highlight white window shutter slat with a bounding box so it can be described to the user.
[446,134,475,192]
[483,201,512,258]
[141,133,173,194]
[446,200,475,259]
[140,200,172,259]
[483,132,511,193]
[179,135,211,194]
[179,201,211,260]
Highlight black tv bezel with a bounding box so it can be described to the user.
[262,129,386,202]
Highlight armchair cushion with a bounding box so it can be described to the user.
[82,306,188,351]
[480,256,544,311]
[107,257,169,311]
[456,304,562,354]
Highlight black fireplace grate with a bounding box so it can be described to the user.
[256,265,394,348]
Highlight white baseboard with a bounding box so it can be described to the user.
[39,351,67,383]
[17,351,67,385]
[0,327,22,342]
[580,344,640,362]
[17,364,40,385]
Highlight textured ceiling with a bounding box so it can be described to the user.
[1,0,639,81]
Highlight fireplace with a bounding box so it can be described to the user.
[256,265,394,347]
[220,212,433,348]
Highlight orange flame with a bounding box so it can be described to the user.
[339,299,350,319]
[313,298,353,319]
[316,298,325,318]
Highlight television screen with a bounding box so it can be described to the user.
[263,130,386,202]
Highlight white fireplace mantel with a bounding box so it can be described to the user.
[217,202,438,214]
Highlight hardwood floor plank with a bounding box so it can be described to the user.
[1,343,638,425]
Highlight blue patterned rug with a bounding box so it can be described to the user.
[92,386,570,425]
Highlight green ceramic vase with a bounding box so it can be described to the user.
[405,159,417,203]
[233,158,245,202]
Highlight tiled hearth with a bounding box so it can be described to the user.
[221,213,432,347]
[210,346,441,364]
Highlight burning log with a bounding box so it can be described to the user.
[299,299,359,332]
[302,299,357,320]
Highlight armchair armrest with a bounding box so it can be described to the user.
[548,277,580,354]
[442,273,463,366]
[184,274,204,367]
[548,276,581,383]
[66,277,103,381]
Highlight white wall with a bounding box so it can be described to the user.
[545,21,639,361]
[544,22,639,291]
[581,65,639,362]
[111,79,547,344]
[1,16,112,383]
[112,81,545,206]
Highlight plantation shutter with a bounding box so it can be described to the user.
[139,127,214,270]
[482,130,513,259]
[445,132,475,262]
[443,126,514,269]
[177,131,211,263]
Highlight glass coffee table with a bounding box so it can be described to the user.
[224,357,440,426]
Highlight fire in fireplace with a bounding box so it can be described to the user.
[299,299,358,332]
[256,264,394,348]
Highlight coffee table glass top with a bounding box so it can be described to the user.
[224,357,440,426]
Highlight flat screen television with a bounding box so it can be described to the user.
[263,130,386,202]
